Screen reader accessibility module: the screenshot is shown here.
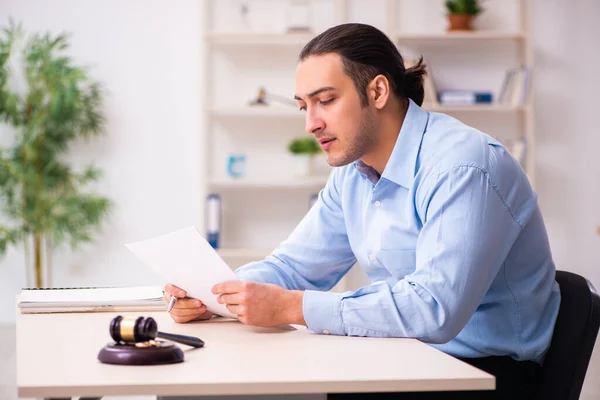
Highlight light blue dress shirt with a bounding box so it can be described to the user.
[235,99,560,363]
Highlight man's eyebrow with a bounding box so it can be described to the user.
[294,87,336,101]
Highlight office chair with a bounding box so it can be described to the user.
[537,270,600,400]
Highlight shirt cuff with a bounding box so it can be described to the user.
[303,290,346,336]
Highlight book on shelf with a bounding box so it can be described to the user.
[498,67,531,106]
[17,286,167,314]
[438,90,493,105]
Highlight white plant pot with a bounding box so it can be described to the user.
[292,154,313,177]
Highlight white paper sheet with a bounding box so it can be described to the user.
[126,226,238,318]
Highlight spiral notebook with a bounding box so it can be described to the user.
[17,286,167,314]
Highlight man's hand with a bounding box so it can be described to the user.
[211,281,306,327]
[164,283,215,323]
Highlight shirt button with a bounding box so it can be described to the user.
[323,329,330,335]
[374,200,381,207]
[369,254,375,262]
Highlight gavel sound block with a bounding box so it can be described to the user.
[98,316,204,366]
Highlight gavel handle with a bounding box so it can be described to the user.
[157,331,205,348]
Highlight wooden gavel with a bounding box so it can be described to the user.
[109,316,205,348]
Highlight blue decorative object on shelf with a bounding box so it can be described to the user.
[206,194,221,249]
[227,154,246,179]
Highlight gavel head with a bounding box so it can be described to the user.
[109,316,158,344]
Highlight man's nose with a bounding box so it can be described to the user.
[305,111,324,134]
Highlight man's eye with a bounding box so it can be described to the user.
[320,98,334,106]
[299,106,306,111]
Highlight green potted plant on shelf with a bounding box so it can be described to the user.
[445,0,483,31]
[287,136,321,177]
[0,21,112,288]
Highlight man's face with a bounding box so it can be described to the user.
[294,53,376,167]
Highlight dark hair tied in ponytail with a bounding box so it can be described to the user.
[299,23,428,107]
[402,56,427,107]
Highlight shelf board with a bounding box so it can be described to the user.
[395,31,526,41]
[423,104,527,113]
[206,32,525,45]
[206,32,314,46]
[217,248,272,259]
[210,104,526,117]
[208,176,328,189]
[210,106,302,118]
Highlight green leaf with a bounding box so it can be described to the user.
[445,0,482,15]
[287,137,322,155]
[0,226,23,254]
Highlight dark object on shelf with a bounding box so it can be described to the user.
[249,87,297,107]
[206,193,222,248]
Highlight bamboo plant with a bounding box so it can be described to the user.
[0,21,111,287]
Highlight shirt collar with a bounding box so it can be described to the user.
[355,98,429,189]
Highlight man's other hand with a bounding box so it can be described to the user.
[211,281,305,327]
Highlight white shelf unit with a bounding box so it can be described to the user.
[387,0,535,184]
[206,32,314,46]
[394,31,526,41]
[209,106,303,118]
[202,1,534,287]
[209,176,329,189]
[210,103,528,118]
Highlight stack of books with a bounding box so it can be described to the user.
[438,90,493,105]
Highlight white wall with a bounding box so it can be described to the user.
[0,0,599,398]
[533,1,600,398]
[0,0,204,322]
[535,0,600,290]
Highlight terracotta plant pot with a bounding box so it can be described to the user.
[447,13,474,31]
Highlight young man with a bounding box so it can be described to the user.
[165,23,560,399]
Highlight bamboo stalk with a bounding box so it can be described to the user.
[24,235,32,287]
[34,233,42,288]
[34,108,44,288]
[45,235,53,287]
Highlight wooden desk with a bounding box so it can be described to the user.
[17,311,494,398]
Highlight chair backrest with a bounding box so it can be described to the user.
[537,270,600,400]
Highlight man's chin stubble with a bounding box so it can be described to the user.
[326,154,359,168]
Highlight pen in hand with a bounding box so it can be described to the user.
[167,295,178,313]
[164,284,213,323]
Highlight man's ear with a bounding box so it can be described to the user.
[368,74,391,110]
